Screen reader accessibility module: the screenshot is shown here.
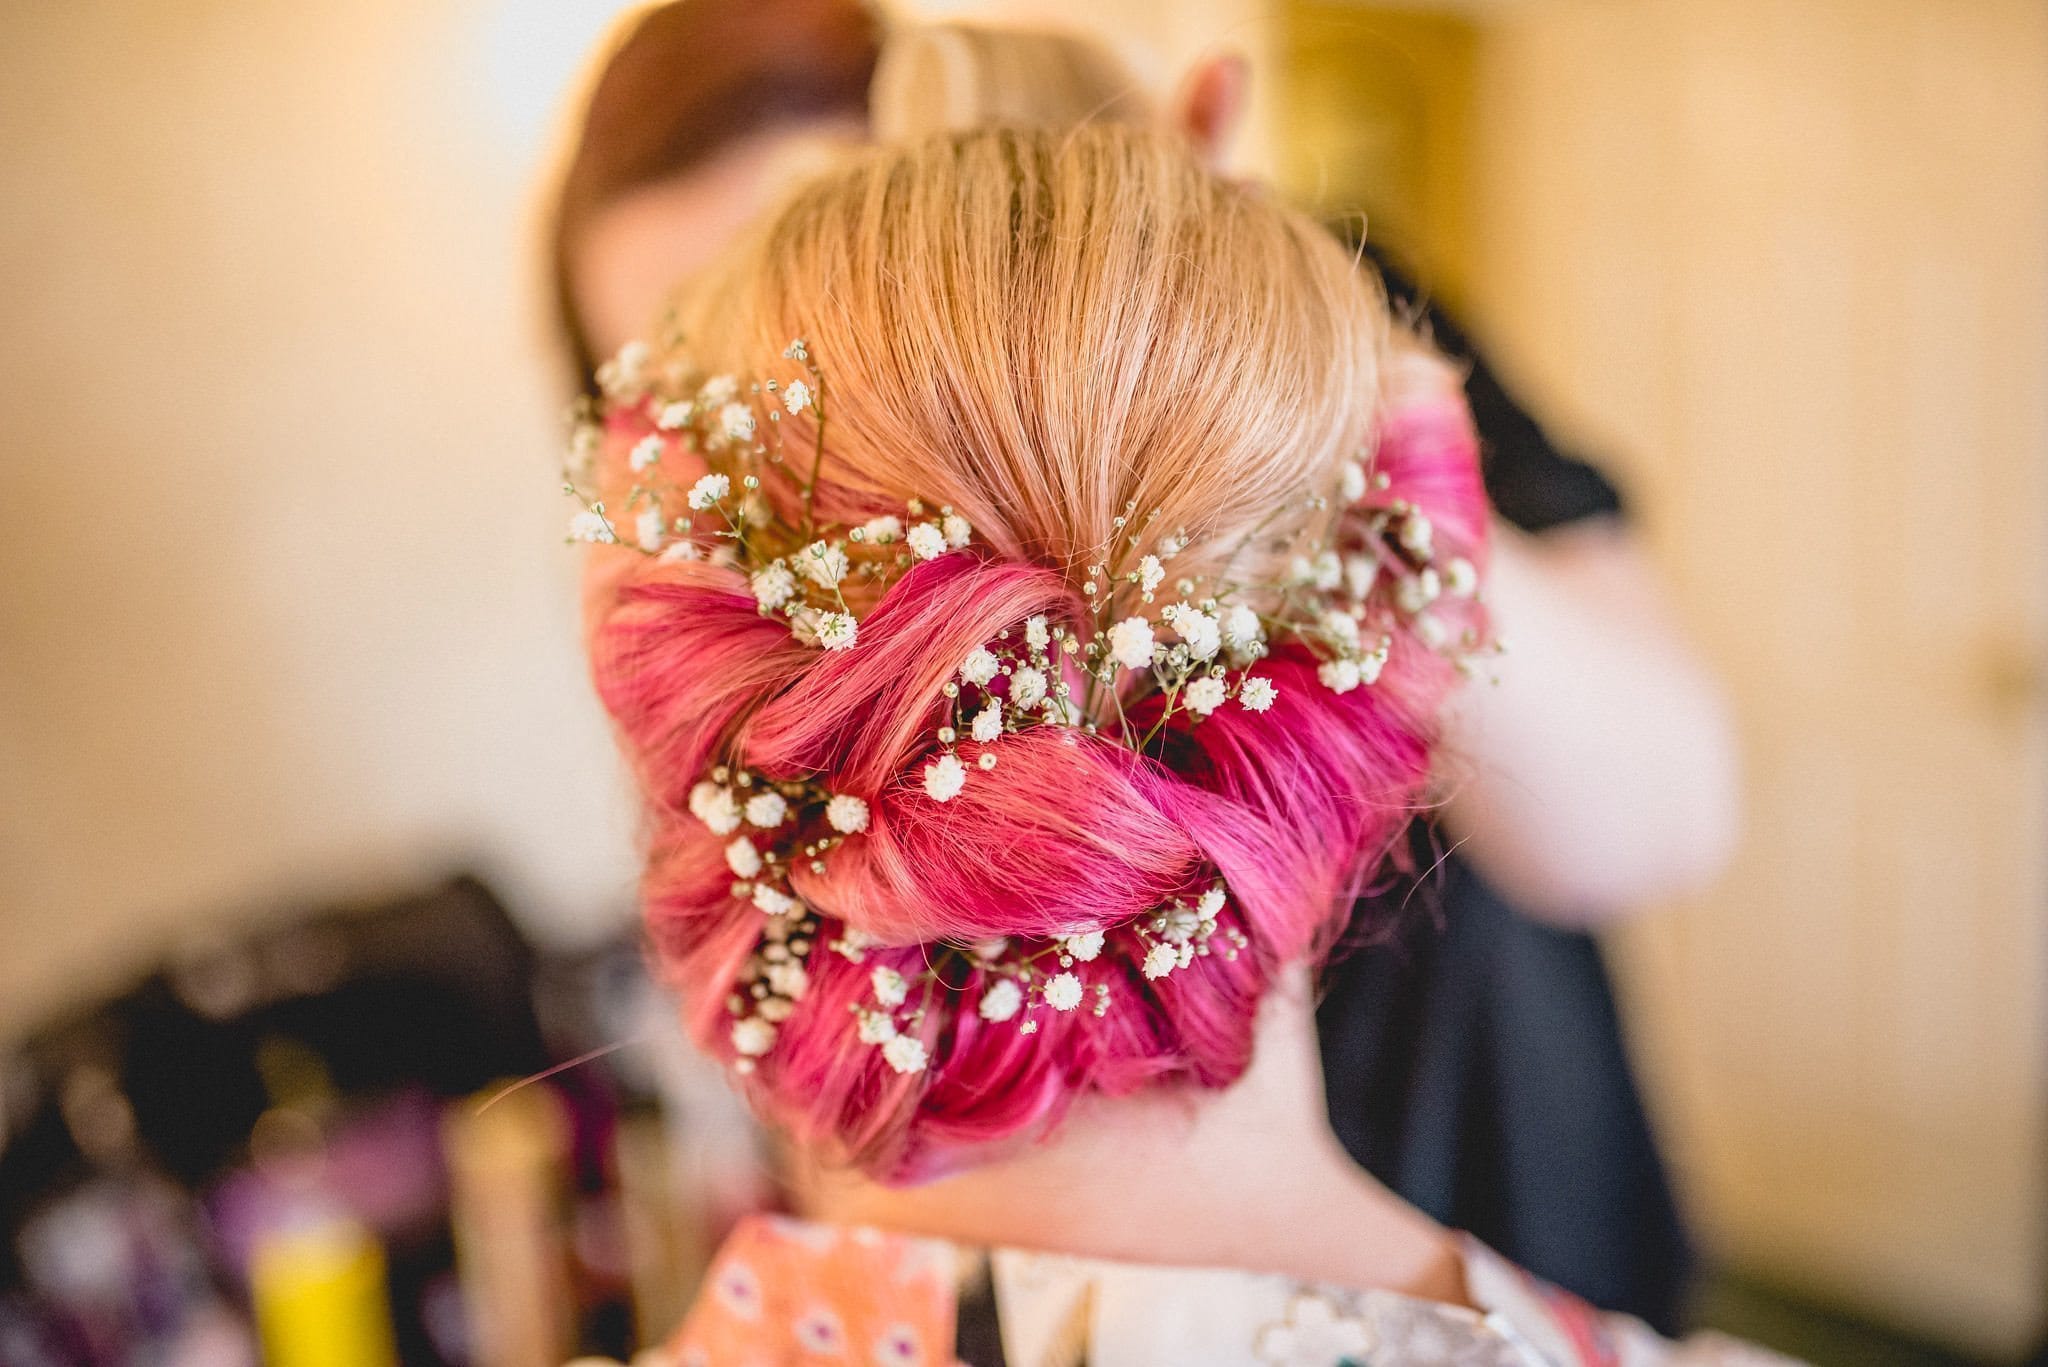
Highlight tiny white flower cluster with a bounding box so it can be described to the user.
[687,764,875,1072]
[1136,885,1247,980]
[563,340,971,659]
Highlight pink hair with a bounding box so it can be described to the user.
[585,126,1489,1180]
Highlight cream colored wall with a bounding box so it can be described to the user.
[0,1,642,1041]
[1465,1,2048,1355]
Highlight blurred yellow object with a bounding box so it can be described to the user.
[249,1218,399,1367]
[445,1084,575,1367]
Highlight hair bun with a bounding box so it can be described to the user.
[578,124,1491,1179]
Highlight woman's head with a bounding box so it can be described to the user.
[579,123,1488,1181]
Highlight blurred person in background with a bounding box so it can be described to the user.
[545,0,1738,1333]
[563,114,1788,1365]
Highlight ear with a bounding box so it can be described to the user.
[1173,51,1250,168]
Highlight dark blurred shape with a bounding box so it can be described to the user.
[1320,247,1690,1333]
[548,0,882,388]
[0,876,559,1366]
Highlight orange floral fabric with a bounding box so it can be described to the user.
[671,1216,961,1367]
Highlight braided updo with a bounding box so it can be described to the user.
[582,124,1489,1180]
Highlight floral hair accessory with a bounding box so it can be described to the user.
[565,335,1496,1081]
[565,335,970,657]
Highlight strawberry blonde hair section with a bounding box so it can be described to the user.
[587,124,1489,1181]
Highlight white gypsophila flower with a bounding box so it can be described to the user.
[718,401,756,444]
[1312,551,1344,591]
[1321,610,1362,650]
[1182,676,1227,717]
[597,340,649,398]
[1137,555,1166,593]
[832,927,877,963]
[959,647,1000,687]
[1395,567,1442,615]
[725,837,763,878]
[1009,666,1047,710]
[856,1009,897,1044]
[978,978,1023,1023]
[629,434,665,473]
[825,793,870,835]
[567,422,601,474]
[1142,943,1178,980]
[1340,460,1368,503]
[1443,557,1477,597]
[1238,675,1278,712]
[1162,603,1221,661]
[814,611,858,651]
[882,1034,928,1075]
[749,562,796,611]
[971,701,1002,743]
[905,521,947,560]
[688,781,723,822]
[1197,886,1227,919]
[1399,510,1435,557]
[660,539,700,563]
[656,400,694,430]
[698,373,737,406]
[731,1016,776,1057]
[1024,615,1050,650]
[1221,604,1264,652]
[765,961,808,999]
[858,515,902,544]
[686,472,730,510]
[922,752,967,802]
[745,791,788,827]
[1413,613,1448,651]
[757,996,794,1023]
[698,787,743,836]
[635,506,666,552]
[871,966,909,1008]
[796,540,849,588]
[1319,658,1364,694]
[942,513,972,548]
[782,379,811,414]
[1340,555,1376,601]
[1360,642,1390,685]
[568,509,617,544]
[1254,1295,1372,1367]
[1043,972,1083,1012]
[1062,930,1104,962]
[752,884,800,916]
[1106,617,1156,670]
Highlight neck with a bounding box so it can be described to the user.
[795,966,1472,1308]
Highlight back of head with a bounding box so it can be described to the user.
[577,122,1488,1181]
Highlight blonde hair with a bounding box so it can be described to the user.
[869,22,1154,142]
[669,123,1384,588]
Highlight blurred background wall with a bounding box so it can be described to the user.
[1465,8,2046,1357]
[0,0,643,1042]
[2,0,2042,1359]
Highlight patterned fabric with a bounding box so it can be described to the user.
[592,1216,1801,1366]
